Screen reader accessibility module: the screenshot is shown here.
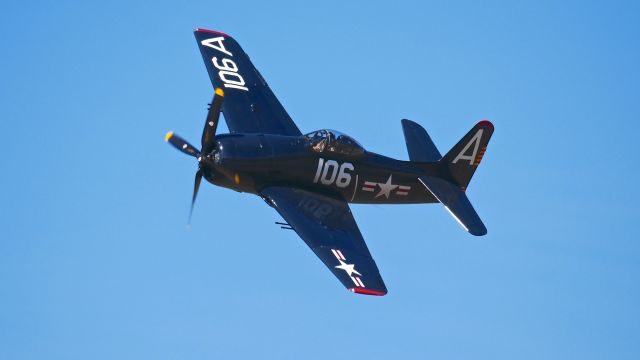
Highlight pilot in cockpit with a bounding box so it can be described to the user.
[306,129,365,158]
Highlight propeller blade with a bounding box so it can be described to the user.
[188,169,203,224]
[165,131,201,158]
[201,88,225,154]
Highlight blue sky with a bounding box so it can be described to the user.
[1,0,639,359]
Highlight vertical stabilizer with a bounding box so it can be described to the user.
[441,120,494,190]
[401,119,442,162]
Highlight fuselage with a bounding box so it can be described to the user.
[201,133,441,204]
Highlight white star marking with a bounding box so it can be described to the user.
[375,174,399,198]
[335,259,362,277]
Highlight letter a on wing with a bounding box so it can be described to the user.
[200,37,232,56]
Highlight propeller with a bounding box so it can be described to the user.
[165,132,200,157]
[202,87,225,154]
[165,88,225,224]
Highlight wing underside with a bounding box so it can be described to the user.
[194,29,301,136]
[261,187,387,295]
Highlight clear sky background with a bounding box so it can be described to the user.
[1,0,639,359]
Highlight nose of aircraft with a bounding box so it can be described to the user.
[164,88,225,224]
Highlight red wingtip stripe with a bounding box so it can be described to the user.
[477,120,494,129]
[194,28,230,37]
[349,288,387,296]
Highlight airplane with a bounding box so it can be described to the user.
[165,28,494,296]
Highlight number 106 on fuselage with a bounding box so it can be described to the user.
[312,158,354,188]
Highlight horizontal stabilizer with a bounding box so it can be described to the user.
[401,119,442,162]
[418,175,487,236]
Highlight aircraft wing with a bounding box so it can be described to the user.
[261,187,387,296]
[194,29,302,136]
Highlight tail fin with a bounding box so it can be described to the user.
[441,120,494,190]
[401,119,442,162]
[406,120,494,236]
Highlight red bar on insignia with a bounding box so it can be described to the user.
[336,250,345,260]
[362,181,376,192]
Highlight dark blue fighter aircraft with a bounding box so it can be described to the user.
[165,28,494,296]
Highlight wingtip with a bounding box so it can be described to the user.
[215,87,225,97]
[165,131,174,142]
[194,28,230,37]
[349,288,387,296]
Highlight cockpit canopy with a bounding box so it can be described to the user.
[305,129,366,158]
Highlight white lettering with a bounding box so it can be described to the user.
[200,37,232,56]
[336,163,354,188]
[321,160,339,185]
[202,39,249,91]
[313,158,354,188]
[452,129,483,165]
[219,70,248,90]
[212,57,238,72]
[313,158,324,183]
